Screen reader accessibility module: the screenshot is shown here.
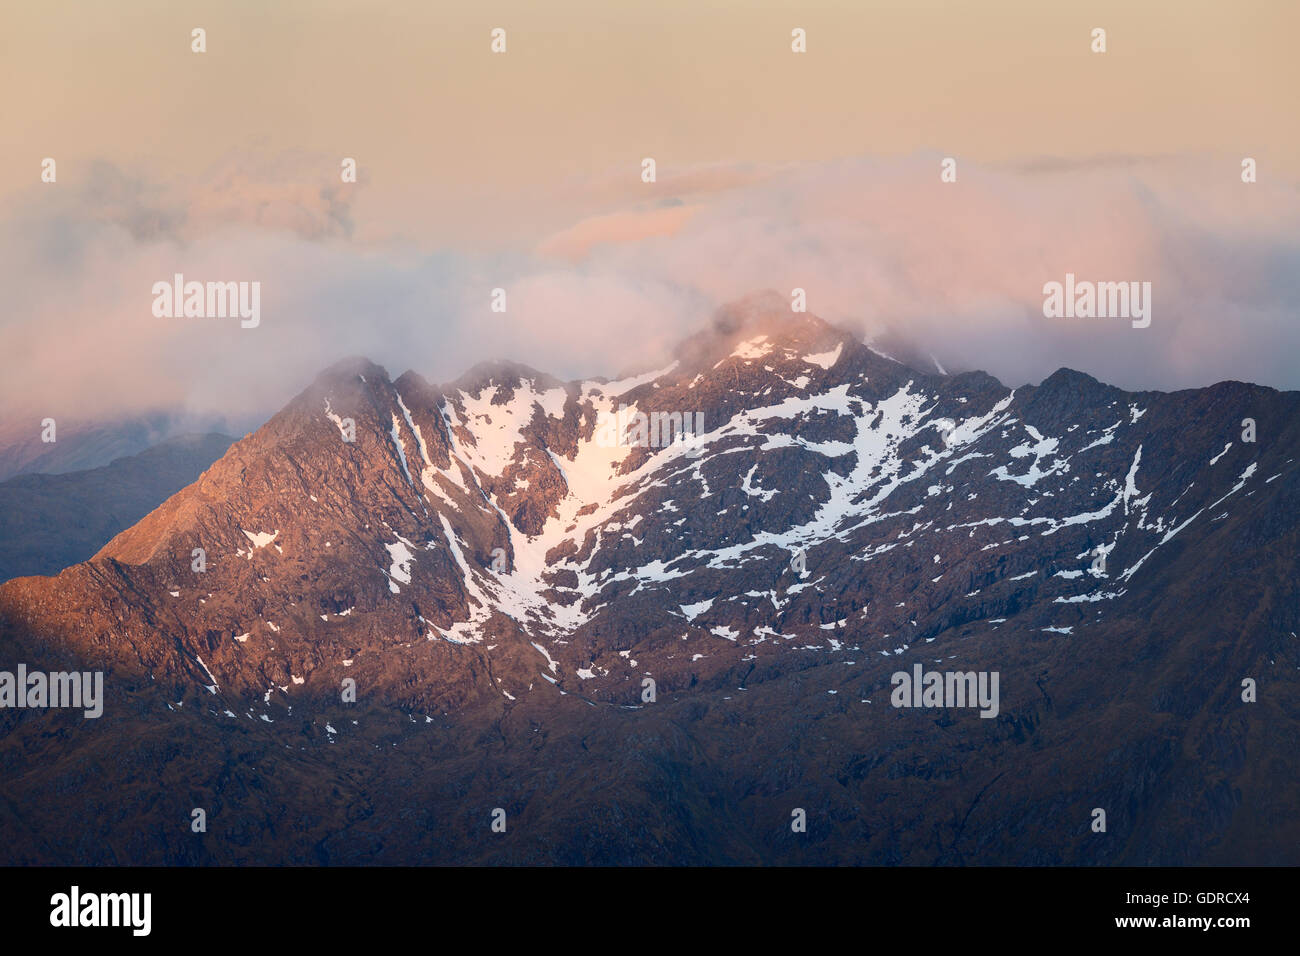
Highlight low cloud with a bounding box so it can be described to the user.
[43,153,359,248]
[1,152,1297,434]
[529,153,1300,393]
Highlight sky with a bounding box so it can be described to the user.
[1,0,1297,431]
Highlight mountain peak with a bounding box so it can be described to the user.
[710,289,833,337]
[446,359,564,397]
[673,291,848,373]
[1039,367,1106,390]
[3,290,1298,867]
[311,356,392,389]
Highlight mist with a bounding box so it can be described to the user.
[2,152,1296,433]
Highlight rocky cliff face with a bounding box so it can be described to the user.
[2,294,1297,865]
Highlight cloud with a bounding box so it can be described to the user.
[1,153,1297,434]
[40,153,360,247]
[536,203,698,261]
[526,153,1300,393]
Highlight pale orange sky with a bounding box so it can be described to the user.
[2,0,1296,245]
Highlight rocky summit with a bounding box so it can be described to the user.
[1,294,1297,865]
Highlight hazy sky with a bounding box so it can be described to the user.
[1,0,1297,427]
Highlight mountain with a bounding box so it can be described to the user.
[0,412,248,482]
[0,433,234,583]
[1,292,1297,865]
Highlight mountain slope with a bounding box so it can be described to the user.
[1,294,1297,865]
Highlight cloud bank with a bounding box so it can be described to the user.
[2,152,1297,432]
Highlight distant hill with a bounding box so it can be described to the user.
[0,432,234,582]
